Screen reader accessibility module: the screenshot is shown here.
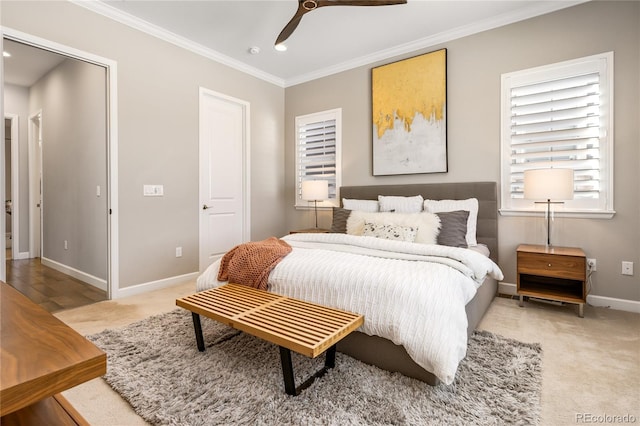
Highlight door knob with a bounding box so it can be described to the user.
[202,204,212,210]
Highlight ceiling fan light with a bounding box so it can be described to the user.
[274,43,287,52]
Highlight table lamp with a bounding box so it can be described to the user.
[524,168,574,246]
[301,180,329,229]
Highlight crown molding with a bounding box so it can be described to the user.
[71,0,587,89]
[285,1,588,87]
[70,0,285,87]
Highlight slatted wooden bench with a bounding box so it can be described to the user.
[176,283,364,396]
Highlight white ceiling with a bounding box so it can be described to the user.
[3,39,67,87]
[4,1,585,88]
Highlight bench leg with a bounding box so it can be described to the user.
[279,346,296,396]
[191,312,205,352]
[325,344,336,369]
[278,344,337,396]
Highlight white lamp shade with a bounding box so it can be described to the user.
[524,168,574,200]
[301,180,329,201]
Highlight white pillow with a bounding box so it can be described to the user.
[378,195,424,213]
[363,222,417,242]
[423,198,478,246]
[342,198,379,212]
[346,211,441,245]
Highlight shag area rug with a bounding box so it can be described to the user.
[88,309,542,425]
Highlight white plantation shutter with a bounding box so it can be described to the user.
[501,52,614,216]
[295,109,342,206]
[510,73,601,198]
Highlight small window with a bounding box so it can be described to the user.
[500,52,614,218]
[295,108,342,207]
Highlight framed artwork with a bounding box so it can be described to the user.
[372,48,447,176]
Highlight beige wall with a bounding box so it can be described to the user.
[2,1,286,289]
[29,58,108,279]
[285,1,640,302]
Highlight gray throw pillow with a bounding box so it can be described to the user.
[331,207,351,233]
[436,210,469,248]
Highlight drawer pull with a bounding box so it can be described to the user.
[548,263,552,267]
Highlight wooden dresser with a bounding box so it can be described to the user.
[1,281,106,425]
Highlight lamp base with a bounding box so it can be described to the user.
[313,200,318,229]
[534,200,565,246]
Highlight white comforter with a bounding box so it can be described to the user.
[196,233,504,384]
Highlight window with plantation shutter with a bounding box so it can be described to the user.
[500,52,614,218]
[295,108,342,207]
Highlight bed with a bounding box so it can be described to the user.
[197,182,502,385]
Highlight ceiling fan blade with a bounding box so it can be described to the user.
[275,1,318,46]
[275,0,407,46]
[275,15,304,45]
[316,0,407,6]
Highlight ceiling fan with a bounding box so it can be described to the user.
[275,0,408,47]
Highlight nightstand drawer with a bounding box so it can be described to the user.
[517,252,586,281]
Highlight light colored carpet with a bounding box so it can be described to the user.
[57,281,640,425]
[86,308,542,425]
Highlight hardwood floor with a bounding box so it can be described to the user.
[5,258,107,313]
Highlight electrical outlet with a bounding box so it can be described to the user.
[587,258,596,271]
[175,247,182,258]
[622,261,634,276]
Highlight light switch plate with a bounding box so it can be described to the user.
[143,184,164,197]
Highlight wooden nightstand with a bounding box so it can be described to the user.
[289,228,330,234]
[517,244,587,317]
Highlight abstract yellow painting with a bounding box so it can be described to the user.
[372,49,447,175]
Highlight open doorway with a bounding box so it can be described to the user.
[3,33,119,310]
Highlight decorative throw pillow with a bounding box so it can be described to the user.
[378,195,424,213]
[436,210,469,248]
[330,207,351,233]
[424,198,479,246]
[362,222,417,242]
[346,211,441,245]
[342,198,379,212]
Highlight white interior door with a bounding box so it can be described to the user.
[28,111,42,259]
[5,114,20,261]
[199,88,250,272]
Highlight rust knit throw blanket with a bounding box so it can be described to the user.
[217,237,292,290]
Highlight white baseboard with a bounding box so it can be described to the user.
[498,282,518,296]
[41,257,108,291]
[13,251,31,260]
[498,281,640,313]
[114,272,198,299]
[586,295,640,313]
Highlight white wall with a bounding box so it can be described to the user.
[285,1,640,303]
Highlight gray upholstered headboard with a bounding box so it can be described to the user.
[339,182,498,263]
